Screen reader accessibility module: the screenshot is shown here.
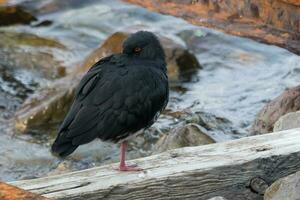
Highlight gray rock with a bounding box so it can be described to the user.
[264,171,300,200]
[0,31,67,79]
[251,85,300,135]
[273,111,300,132]
[0,30,70,134]
[154,123,216,153]
[14,75,79,134]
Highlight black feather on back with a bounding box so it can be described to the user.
[51,54,168,157]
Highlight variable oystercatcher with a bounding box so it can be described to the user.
[51,31,169,171]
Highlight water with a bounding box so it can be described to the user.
[178,30,300,138]
[1,0,300,181]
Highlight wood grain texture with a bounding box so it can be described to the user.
[10,128,300,200]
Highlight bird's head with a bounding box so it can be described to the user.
[122,31,165,61]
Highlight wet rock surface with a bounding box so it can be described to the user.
[0,29,73,139]
[264,171,300,200]
[0,5,36,26]
[1,0,300,181]
[14,76,79,135]
[0,31,67,79]
[251,86,300,135]
[154,123,216,153]
[0,29,74,137]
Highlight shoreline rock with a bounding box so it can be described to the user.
[273,111,300,132]
[125,0,300,55]
[251,85,300,135]
[264,171,300,200]
[153,123,216,153]
[0,5,36,26]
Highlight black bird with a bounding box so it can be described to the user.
[51,31,169,171]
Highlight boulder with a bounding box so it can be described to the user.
[264,171,300,200]
[125,0,300,55]
[0,5,36,26]
[15,76,79,134]
[153,123,216,153]
[251,86,300,135]
[0,30,68,129]
[76,32,126,73]
[273,111,300,132]
[77,31,201,82]
[15,31,201,134]
[0,31,67,79]
[184,111,241,141]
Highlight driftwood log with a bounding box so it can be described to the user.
[10,128,300,200]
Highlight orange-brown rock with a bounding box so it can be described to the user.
[0,5,36,26]
[0,182,50,200]
[77,32,126,73]
[125,0,300,55]
[78,31,201,81]
[251,86,300,135]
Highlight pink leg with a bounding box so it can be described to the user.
[114,141,142,171]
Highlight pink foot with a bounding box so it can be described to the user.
[115,142,142,171]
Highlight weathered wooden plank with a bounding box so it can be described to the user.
[10,128,300,200]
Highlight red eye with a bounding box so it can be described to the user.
[134,47,142,53]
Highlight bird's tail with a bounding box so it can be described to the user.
[51,132,78,158]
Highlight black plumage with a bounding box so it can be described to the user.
[51,31,169,166]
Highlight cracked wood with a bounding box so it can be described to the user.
[10,128,300,200]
